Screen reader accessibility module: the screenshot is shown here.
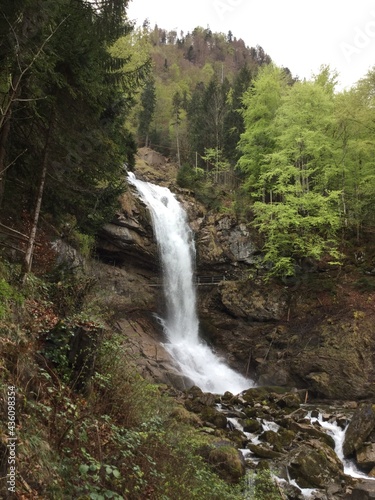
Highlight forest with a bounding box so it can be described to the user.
[0,0,375,498]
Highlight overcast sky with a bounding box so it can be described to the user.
[127,0,375,90]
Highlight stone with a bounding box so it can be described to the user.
[344,480,375,499]
[200,406,227,429]
[288,442,343,489]
[200,440,246,483]
[343,404,375,457]
[242,418,261,433]
[284,419,335,449]
[357,443,375,467]
[218,281,287,322]
[247,443,283,459]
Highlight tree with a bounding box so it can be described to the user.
[172,91,183,167]
[248,75,342,277]
[237,64,290,194]
[223,65,253,163]
[1,0,148,274]
[138,77,156,147]
[333,68,375,241]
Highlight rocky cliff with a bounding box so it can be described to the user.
[95,147,375,401]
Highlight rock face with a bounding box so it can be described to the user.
[196,214,259,269]
[218,280,287,321]
[96,189,158,270]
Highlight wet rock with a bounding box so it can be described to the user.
[200,440,246,483]
[356,443,375,467]
[247,443,283,459]
[343,404,375,457]
[344,480,375,499]
[243,418,262,433]
[287,441,343,489]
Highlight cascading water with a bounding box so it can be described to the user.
[128,172,251,394]
[308,412,375,481]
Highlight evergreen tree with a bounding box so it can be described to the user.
[223,65,253,163]
[138,77,156,147]
[0,0,148,272]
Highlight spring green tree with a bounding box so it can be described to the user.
[239,67,342,276]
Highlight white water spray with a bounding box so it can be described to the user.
[128,173,251,394]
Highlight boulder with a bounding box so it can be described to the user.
[200,440,246,483]
[357,443,375,467]
[247,443,283,459]
[283,419,336,449]
[343,404,375,457]
[288,441,343,489]
[344,480,375,500]
[243,418,262,433]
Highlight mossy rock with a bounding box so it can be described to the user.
[243,418,261,433]
[248,443,283,459]
[275,392,301,410]
[278,428,296,448]
[169,406,202,427]
[207,444,245,483]
[242,387,271,404]
[285,419,335,449]
[226,429,248,448]
[200,406,227,429]
[288,442,343,488]
[244,407,258,418]
[184,386,216,413]
[259,430,283,451]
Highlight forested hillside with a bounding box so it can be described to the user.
[123,23,273,167]
[127,24,375,278]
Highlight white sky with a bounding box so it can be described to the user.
[127,0,375,90]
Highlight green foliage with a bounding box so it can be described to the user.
[237,64,290,191]
[0,277,23,319]
[245,469,282,500]
[239,67,345,276]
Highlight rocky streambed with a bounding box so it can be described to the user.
[180,385,375,499]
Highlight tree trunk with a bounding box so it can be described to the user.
[0,115,11,208]
[175,121,181,168]
[22,111,54,277]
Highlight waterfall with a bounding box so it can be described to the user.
[128,173,251,394]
